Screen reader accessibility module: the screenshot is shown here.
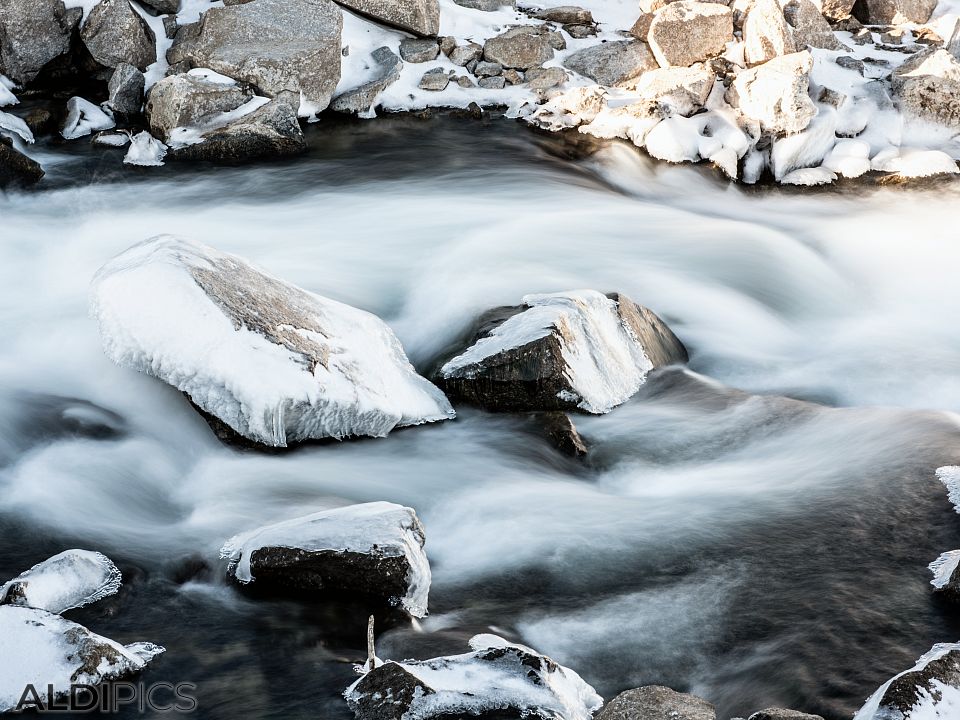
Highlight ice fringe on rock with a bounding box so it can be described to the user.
[0,606,165,712]
[61,97,115,139]
[853,642,960,720]
[0,550,121,614]
[89,236,454,446]
[937,466,960,513]
[220,501,431,617]
[124,131,166,166]
[929,550,960,590]
[441,290,657,414]
[344,633,602,720]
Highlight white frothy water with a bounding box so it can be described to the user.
[2,128,960,717]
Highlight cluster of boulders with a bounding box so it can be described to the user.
[0,550,164,712]
[3,0,958,185]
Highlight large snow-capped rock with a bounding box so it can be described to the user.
[436,290,687,414]
[166,0,343,115]
[344,634,602,720]
[0,550,121,614]
[220,502,431,617]
[90,236,454,447]
[853,643,960,720]
[596,686,716,720]
[0,606,164,712]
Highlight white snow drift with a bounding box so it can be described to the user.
[89,236,454,446]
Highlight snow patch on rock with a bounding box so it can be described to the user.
[0,550,121,614]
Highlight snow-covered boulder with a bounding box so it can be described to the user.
[435,290,687,414]
[146,71,254,142]
[334,0,439,36]
[344,634,602,720]
[891,49,960,129]
[634,64,715,116]
[726,51,816,135]
[563,40,658,87]
[166,0,343,116]
[90,236,454,447]
[0,0,80,86]
[929,550,960,603]
[596,686,716,720]
[0,550,121,614]
[853,643,960,720]
[167,98,306,162]
[331,47,403,115]
[80,0,157,72]
[220,502,431,617]
[853,0,936,23]
[0,606,164,713]
[648,2,733,68]
[61,97,116,140]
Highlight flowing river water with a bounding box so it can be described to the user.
[2,115,960,719]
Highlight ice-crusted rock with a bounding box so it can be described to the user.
[80,0,157,72]
[853,0,936,23]
[146,70,254,142]
[747,709,824,720]
[891,49,960,129]
[939,466,960,512]
[0,550,121,614]
[483,26,554,70]
[435,290,687,414]
[0,606,164,713]
[0,139,43,186]
[61,97,116,140]
[596,686,716,720]
[727,51,816,135]
[90,236,453,447]
[743,0,796,66]
[527,86,607,130]
[853,643,960,720]
[929,550,960,603]
[563,40,657,87]
[0,0,80,86]
[331,47,403,114]
[107,63,145,119]
[634,64,715,116]
[344,634,602,720]
[221,502,431,616]
[166,0,343,115]
[124,130,167,166]
[334,0,439,36]
[648,2,733,68]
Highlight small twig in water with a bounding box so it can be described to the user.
[366,615,376,671]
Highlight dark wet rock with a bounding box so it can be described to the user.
[399,37,440,62]
[221,502,430,616]
[435,290,687,413]
[107,62,145,119]
[747,710,824,720]
[597,686,716,720]
[80,0,157,72]
[0,0,80,85]
[167,0,342,112]
[419,68,450,90]
[332,47,402,114]
[146,72,254,142]
[483,26,554,69]
[345,636,601,720]
[539,411,587,456]
[164,554,214,585]
[856,644,960,719]
[24,108,56,137]
[563,40,657,86]
[334,0,439,36]
[535,5,594,23]
[853,0,936,23]
[168,98,306,162]
[0,139,44,186]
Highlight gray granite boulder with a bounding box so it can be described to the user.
[853,0,936,23]
[563,40,657,87]
[855,644,960,720]
[334,0,439,36]
[648,1,733,67]
[747,710,824,720]
[891,48,960,128]
[597,686,716,720]
[483,26,554,69]
[80,0,157,72]
[146,72,254,142]
[107,63,145,118]
[0,0,80,85]
[331,47,402,114]
[399,37,439,62]
[0,139,43,186]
